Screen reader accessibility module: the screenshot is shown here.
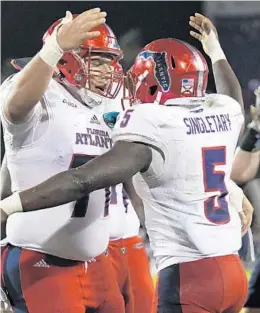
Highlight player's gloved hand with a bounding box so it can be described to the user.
[240,195,254,237]
[248,86,260,132]
[189,13,226,64]
[56,9,107,51]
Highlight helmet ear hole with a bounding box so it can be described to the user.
[171,56,176,69]
[149,85,158,96]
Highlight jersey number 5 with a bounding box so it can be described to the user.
[69,154,110,218]
[202,146,230,224]
[120,109,134,128]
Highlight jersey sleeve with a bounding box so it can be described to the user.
[229,97,244,127]
[112,104,164,151]
[0,74,43,135]
[228,97,245,139]
[211,94,244,124]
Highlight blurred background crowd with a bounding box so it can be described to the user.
[1,0,260,272]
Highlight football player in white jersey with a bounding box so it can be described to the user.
[0,9,134,313]
[1,13,250,313]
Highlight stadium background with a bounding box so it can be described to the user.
[1,0,260,305]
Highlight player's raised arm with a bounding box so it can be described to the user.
[2,9,106,124]
[189,13,244,112]
[0,141,152,215]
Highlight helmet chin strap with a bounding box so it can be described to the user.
[154,91,162,104]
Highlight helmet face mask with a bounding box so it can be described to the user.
[121,71,139,110]
[60,49,123,99]
[123,38,209,106]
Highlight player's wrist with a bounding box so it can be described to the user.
[209,46,226,64]
[0,193,23,216]
[204,30,226,64]
[38,26,64,68]
[239,127,259,152]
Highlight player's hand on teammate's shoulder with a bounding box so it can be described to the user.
[240,195,254,237]
[56,8,107,51]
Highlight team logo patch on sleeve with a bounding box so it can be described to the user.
[103,112,120,129]
[139,51,171,92]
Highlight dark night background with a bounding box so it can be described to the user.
[2,1,214,85]
[1,1,202,58]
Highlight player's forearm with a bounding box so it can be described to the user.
[4,55,55,124]
[20,169,88,211]
[212,59,244,112]
[1,142,151,214]
[231,148,260,183]
[203,28,244,111]
[19,167,133,212]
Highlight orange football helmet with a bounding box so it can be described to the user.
[43,16,124,99]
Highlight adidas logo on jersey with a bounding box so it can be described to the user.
[90,115,101,125]
[33,259,50,268]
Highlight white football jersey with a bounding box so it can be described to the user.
[105,184,128,240]
[95,89,141,239]
[112,94,244,270]
[0,75,113,261]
